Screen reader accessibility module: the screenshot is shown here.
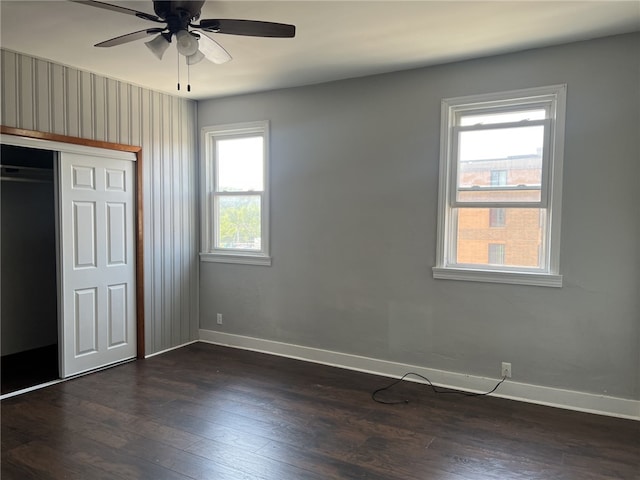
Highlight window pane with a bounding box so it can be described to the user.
[490,170,507,186]
[459,108,546,126]
[488,244,505,265]
[455,208,546,268]
[216,136,264,192]
[457,125,544,203]
[489,208,506,227]
[215,195,262,250]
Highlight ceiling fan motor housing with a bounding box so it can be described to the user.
[153,0,205,32]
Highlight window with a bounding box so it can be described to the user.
[433,85,566,287]
[489,208,506,227]
[488,244,505,265]
[490,170,507,186]
[200,121,271,265]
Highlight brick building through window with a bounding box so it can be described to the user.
[456,153,543,268]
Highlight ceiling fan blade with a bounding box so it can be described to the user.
[68,0,163,23]
[96,28,165,48]
[195,32,232,64]
[186,50,206,66]
[196,19,295,38]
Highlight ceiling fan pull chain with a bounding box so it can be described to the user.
[177,49,181,91]
[187,62,191,92]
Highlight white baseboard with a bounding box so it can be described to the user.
[199,329,639,421]
[145,340,199,359]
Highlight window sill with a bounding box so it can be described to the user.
[432,267,562,287]
[200,252,272,266]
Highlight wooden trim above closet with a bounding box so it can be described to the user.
[1,125,146,359]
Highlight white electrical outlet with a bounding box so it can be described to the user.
[501,362,512,378]
[216,313,223,325]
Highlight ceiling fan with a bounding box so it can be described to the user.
[70,0,296,66]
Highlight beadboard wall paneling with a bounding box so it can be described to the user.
[0,49,199,355]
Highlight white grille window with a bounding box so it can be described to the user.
[433,85,566,287]
[200,121,271,265]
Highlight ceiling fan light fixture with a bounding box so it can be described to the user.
[176,30,199,57]
[72,0,297,92]
[186,50,205,65]
[145,34,170,60]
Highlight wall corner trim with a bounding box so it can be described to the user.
[199,329,639,421]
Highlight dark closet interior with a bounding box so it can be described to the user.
[1,144,59,394]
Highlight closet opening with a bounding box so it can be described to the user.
[1,144,59,394]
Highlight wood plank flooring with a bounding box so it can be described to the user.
[1,342,638,479]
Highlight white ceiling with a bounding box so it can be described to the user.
[1,1,639,100]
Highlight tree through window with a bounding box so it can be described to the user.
[200,121,271,265]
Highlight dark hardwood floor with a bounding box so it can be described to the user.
[1,342,638,479]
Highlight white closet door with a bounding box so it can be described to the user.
[59,151,136,377]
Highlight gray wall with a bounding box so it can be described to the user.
[198,33,640,400]
[1,50,200,355]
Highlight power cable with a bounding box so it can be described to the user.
[372,372,507,405]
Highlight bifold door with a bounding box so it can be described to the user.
[59,151,136,377]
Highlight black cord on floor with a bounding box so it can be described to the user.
[372,372,507,405]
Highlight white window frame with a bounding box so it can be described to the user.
[200,120,271,266]
[433,85,566,287]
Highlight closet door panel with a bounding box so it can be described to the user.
[59,151,136,377]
